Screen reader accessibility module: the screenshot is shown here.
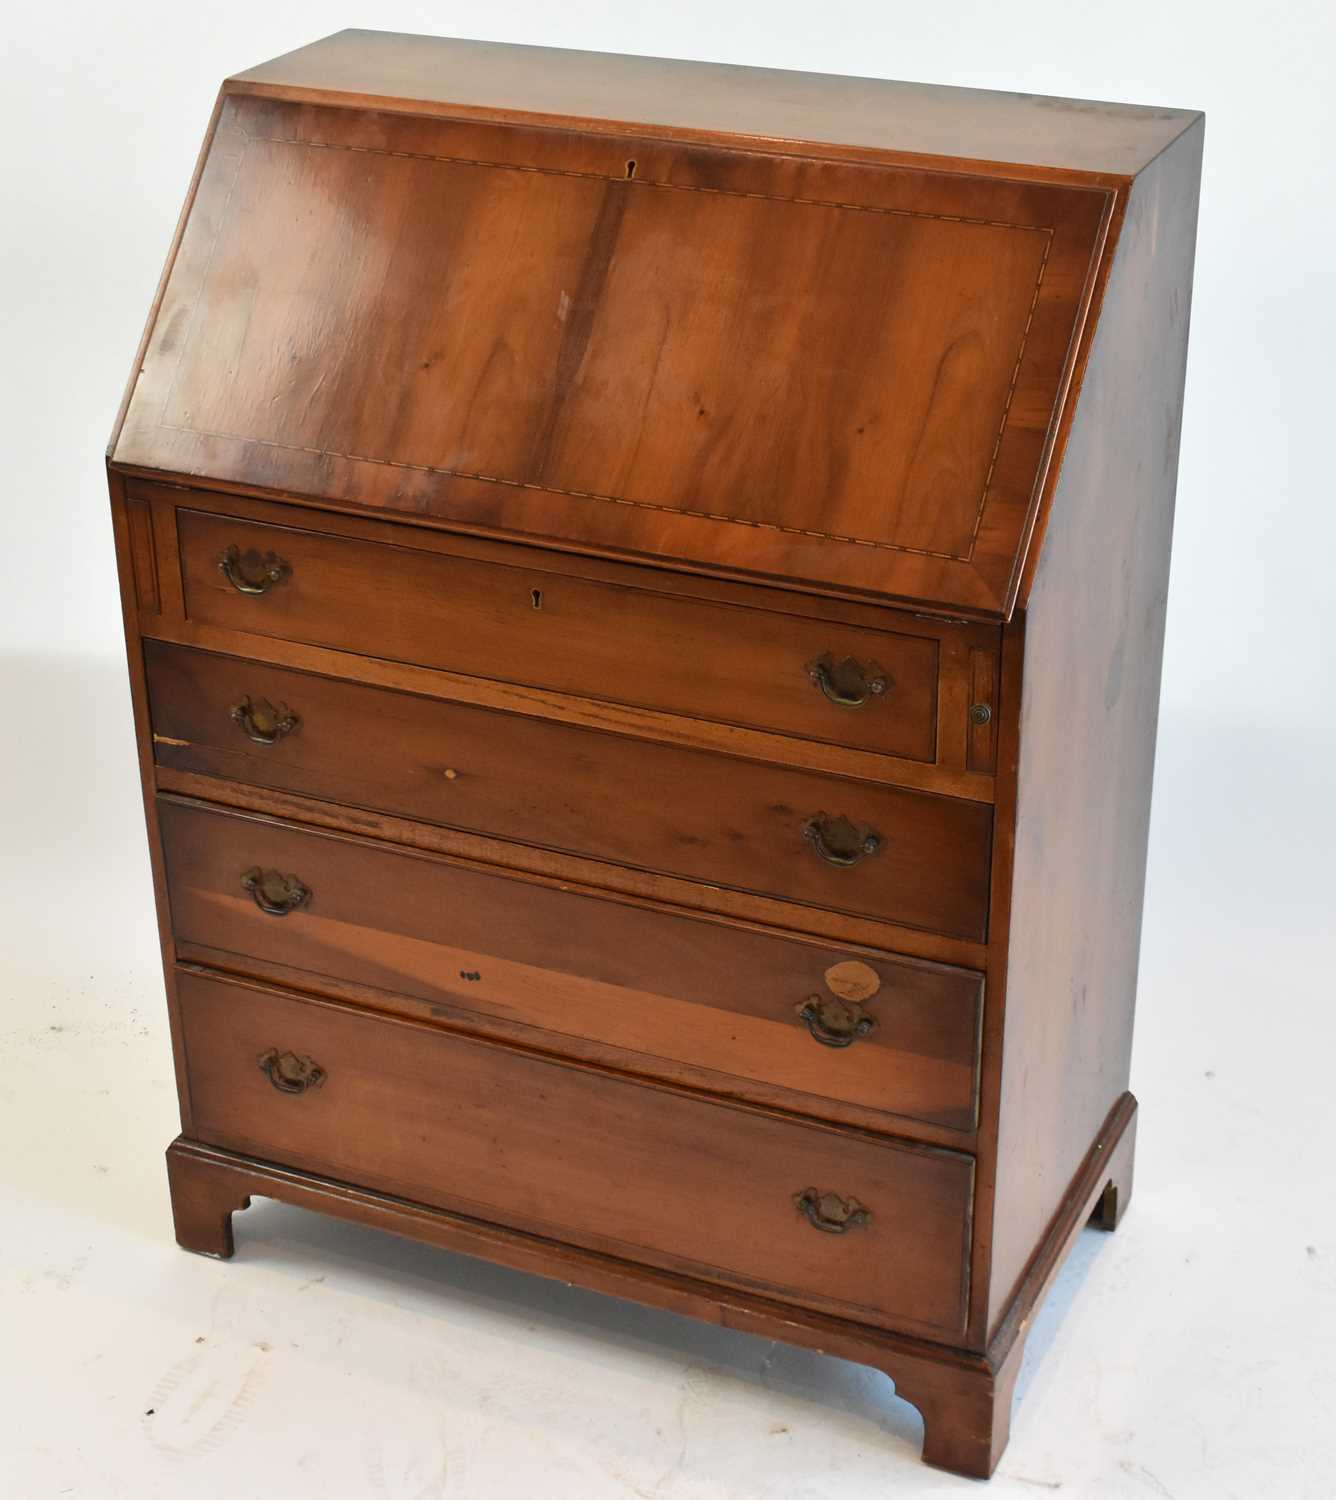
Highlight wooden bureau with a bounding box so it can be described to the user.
[107,30,1202,1478]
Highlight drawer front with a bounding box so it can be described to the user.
[176,508,940,763]
[147,643,990,939]
[178,968,974,1337]
[160,799,983,1134]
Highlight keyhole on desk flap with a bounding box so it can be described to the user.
[531,588,543,610]
[625,159,637,179]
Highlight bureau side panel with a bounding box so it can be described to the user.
[985,119,1204,1335]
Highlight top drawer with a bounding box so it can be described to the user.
[176,508,942,761]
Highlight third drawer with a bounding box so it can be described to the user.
[158,797,983,1135]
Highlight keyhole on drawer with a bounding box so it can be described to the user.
[531,588,543,610]
[625,159,637,179]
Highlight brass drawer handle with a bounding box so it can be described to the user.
[807,653,887,709]
[218,544,292,596]
[241,866,310,916]
[258,1048,325,1095]
[803,813,881,867]
[230,696,299,745]
[793,1188,871,1234]
[798,994,875,1047]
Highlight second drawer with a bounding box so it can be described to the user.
[159,797,983,1134]
[147,642,991,941]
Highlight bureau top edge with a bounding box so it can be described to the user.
[228,30,1202,181]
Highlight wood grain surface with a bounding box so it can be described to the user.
[159,796,983,1133]
[984,120,1203,1331]
[113,92,1114,615]
[148,643,991,938]
[231,30,1199,178]
[177,966,975,1338]
[104,32,1202,1480]
[173,507,945,763]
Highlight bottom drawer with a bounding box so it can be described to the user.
[178,969,974,1339]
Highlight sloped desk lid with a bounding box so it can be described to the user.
[113,71,1124,617]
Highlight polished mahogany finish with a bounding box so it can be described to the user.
[147,644,993,939]
[114,93,1114,617]
[108,31,1202,1480]
[158,795,984,1136]
[173,508,947,762]
[177,967,975,1338]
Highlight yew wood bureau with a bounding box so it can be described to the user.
[106,30,1202,1479]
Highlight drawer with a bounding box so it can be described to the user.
[175,507,941,763]
[160,798,983,1134]
[177,968,974,1338]
[147,643,991,939]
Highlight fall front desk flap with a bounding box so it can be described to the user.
[112,88,1117,618]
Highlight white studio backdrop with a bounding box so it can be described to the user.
[1,7,1333,1499]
